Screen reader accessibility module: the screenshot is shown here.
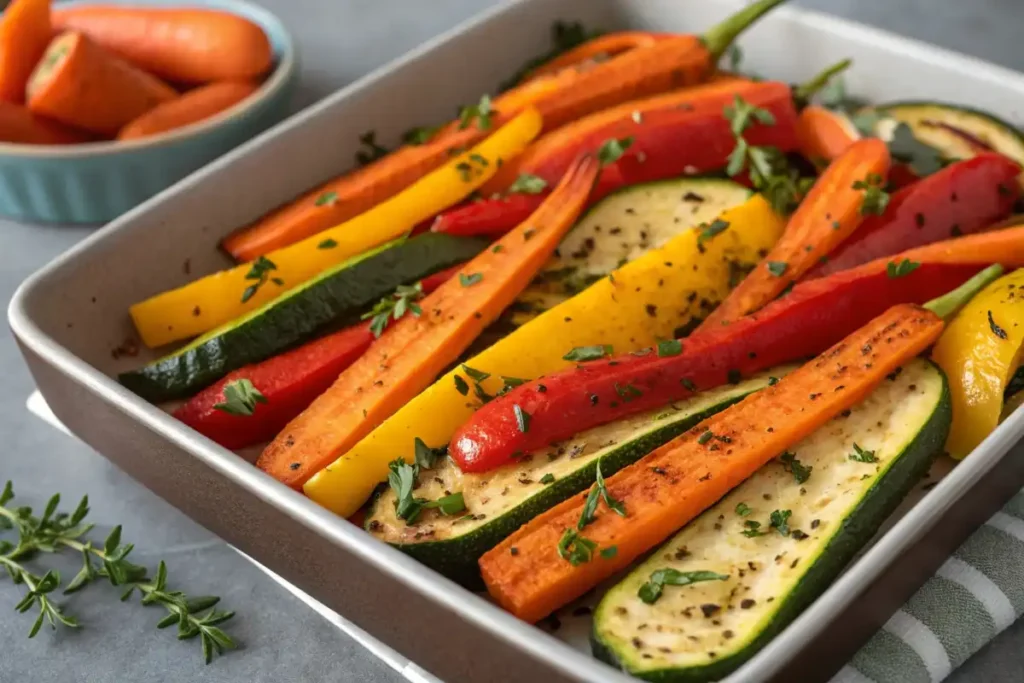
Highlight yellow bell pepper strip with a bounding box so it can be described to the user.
[932,267,1024,459]
[303,195,785,517]
[128,108,544,348]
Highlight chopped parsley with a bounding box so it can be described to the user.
[241,256,282,303]
[697,219,730,247]
[355,130,389,166]
[888,122,946,177]
[735,502,752,517]
[314,191,339,207]
[614,383,643,402]
[698,430,714,445]
[768,376,780,386]
[557,529,598,566]
[361,282,424,337]
[387,458,465,523]
[766,261,788,277]
[508,173,548,194]
[459,272,483,287]
[540,473,556,485]
[638,569,728,605]
[402,125,439,145]
[458,95,494,130]
[741,520,766,538]
[317,238,338,249]
[852,173,890,215]
[563,344,613,362]
[723,94,776,136]
[769,509,792,536]
[657,340,683,357]
[600,546,619,559]
[886,258,921,279]
[213,379,267,416]
[849,443,877,463]
[413,437,443,469]
[454,375,469,396]
[779,452,812,484]
[597,136,634,166]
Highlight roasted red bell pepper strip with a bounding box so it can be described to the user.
[433,83,799,238]
[805,153,1022,279]
[174,266,460,450]
[449,259,984,472]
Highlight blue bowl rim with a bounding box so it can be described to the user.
[0,0,297,159]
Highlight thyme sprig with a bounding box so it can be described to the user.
[0,481,236,663]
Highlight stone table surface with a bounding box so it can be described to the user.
[3,0,1024,681]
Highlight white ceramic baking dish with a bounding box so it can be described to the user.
[12,0,1024,680]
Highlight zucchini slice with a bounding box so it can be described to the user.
[366,370,786,588]
[119,233,488,403]
[592,358,950,682]
[868,101,1024,177]
[511,177,751,325]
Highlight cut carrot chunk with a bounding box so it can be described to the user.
[27,31,176,136]
[698,138,891,330]
[0,101,89,144]
[480,303,944,623]
[523,31,669,81]
[795,105,861,167]
[257,156,600,487]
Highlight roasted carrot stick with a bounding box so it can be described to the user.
[522,31,669,81]
[0,0,51,103]
[480,303,944,623]
[796,105,860,167]
[27,32,176,136]
[220,0,786,262]
[118,80,258,140]
[698,138,891,330]
[51,5,272,83]
[257,156,600,487]
[0,100,89,144]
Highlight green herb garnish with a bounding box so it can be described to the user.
[766,261,788,277]
[563,345,613,362]
[241,256,281,303]
[657,340,683,357]
[459,272,483,287]
[458,95,494,130]
[557,529,598,566]
[770,509,792,536]
[361,282,424,337]
[317,238,338,249]
[735,502,752,517]
[540,473,556,485]
[402,125,439,145]
[849,443,877,463]
[779,452,811,484]
[213,379,267,416]
[697,219,730,247]
[508,173,548,194]
[597,136,634,166]
[638,569,728,605]
[886,259,920,279]
[355,130,389,166]
[513,404,531,433]
[853,173,890,215]
[314,191,338,207]
[578,459,627,530]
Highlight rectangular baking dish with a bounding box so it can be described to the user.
[11,1,1024,681]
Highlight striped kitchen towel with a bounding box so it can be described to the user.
[832,488,1024,683]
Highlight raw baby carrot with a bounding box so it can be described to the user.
[0,0,50,103]
[0,101,89,144]
[698,138,891,330]
[220,0,786,262]
[480,303,944,623]
[256,156,599,488]
[51,5,272,83]
[27,31,176,136]
[118,80,258,140]
[796,105,860,167]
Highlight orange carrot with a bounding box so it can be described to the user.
[26,31,176,136]
[257,156,600,487]
[220,0,786,262]
[796,105,861,167]
[0,0,51,103]
[901,221,1024,264]
[51,5,272,83]
[117,80,258,140]
[0,100,89,144]
[480,303,944,623]
[523,31,669,81]
[698,138,891,331]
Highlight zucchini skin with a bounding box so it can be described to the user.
[120,234,488,402]
[367,393,752,590]
[591,366,951,682]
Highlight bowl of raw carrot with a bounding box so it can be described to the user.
[0,0,296,223]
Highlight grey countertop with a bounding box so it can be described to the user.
[3,0,1024,681]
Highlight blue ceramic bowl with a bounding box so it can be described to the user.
[0,0,297,224]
